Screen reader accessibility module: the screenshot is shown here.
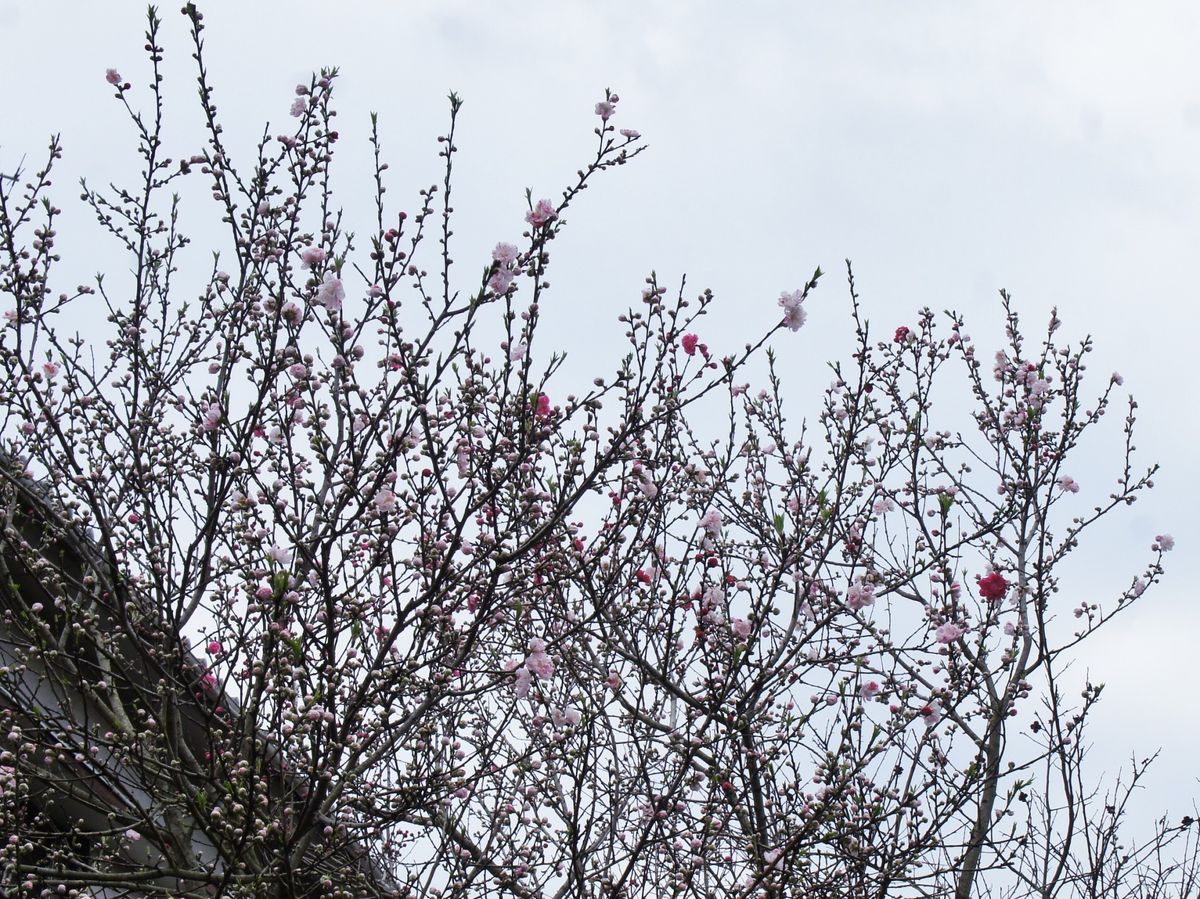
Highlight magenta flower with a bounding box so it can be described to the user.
[534,393,552,418]
[681,333,699,356]
[894,326,910,343]
[207,641,223,655]
[525,199,558,228]
[978,572,1008,601]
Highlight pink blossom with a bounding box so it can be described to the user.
[894,326,911,343]
[300,246,326,268]
[552,706,582,728]
[681,333,699,356]
[508,341,528,362]
[315,273,345,311]
[125,829,142,841]
[374,488,397,513]
[489,268,515,293]
[731,617,752,639]
[493,242,519,265]
[935,622,967,644]
[698,508,723,538]
[534,393,552,418]
[619,128,640,139]
[921,700,943,728]
[595,100,616,121]
[1154,534,1175,552]
[778,290,807,331]
[199,402,221,433]
[525,199,558,228]
[288,363,308,380]
[207,641,223,655]
[859,681,881,701]
[42,362,60,378]
[290,97,306,117]
[605,669,622,690]
[525,639,554,679]
[514,666,533,698]
[845,579,875,611]
[1056,475,1080,493]
[105,69,122,86]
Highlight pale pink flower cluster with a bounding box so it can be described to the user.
[315,273,344,312]
[513,638,555,698]
[300,245,326,268]
[698,508,723,538]
[374,488,397,513]
[935,622,967,644]
[730,617,752,639]
[1056,475,1080,493]
[198,401,222,433]
[525,199,558,228]
[552,706,581,728]
[859,680,881,701]
[489,242,519,293]
[778,289,807,331]
[845,578,874,611]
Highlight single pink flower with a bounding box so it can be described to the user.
[493,242,519,265]
[698,508,723,538]
[595,100,616,121]
[921,700,943,728]
[315,273,344,311]
[525,199,558,228]
[290,97,306,117]
[207,641,223,655]
[681,333,699,356]
[300,246,326,268]
[1056,475,1080,493]
[619,128,640,139]
[489,268,515,293]
[779,290,807,331]
[106,68,122,86]
[534,393,552,418]
[935,622,968,644]
[730,617,752,639]
[859,681,881,701]
[1154,534,1175,551]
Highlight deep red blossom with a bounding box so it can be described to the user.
[978,572,1008,601]
[682,333,699,356]
[894,326,910,343]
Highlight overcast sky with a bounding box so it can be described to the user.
[2,1,1197,832]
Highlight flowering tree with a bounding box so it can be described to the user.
[0,6,1194,899]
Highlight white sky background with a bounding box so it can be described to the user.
[2,0,1197,837]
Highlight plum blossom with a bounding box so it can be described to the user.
[199,401,221,433]
[698,508,723,538]
[534,393,552,418]
[206,641,223,655]
[730,617,752,639]
[936,622,968,644]
[859,681,881,702]
[778,290,807,331]
[894,326,910,343]
[1153,534,1175,552]
[921,700,943,728]
[845,578,875,611]
[525,199,558,228]
[595,100,616,121]
[489,267,515,293]
[42,362,60,379]
[374,488,397,513]
[978,572,1008,601]
[525,638,554,679]
[106,68,122,86]
[552,706,582,728]
[300,245,326,268]
[290,97,306,117]
[492,242,519,265]
[508,341,528,362]
[604,669,622,690]
[315,273,344,311]
[1056,475,1080,494]
[681,333,699,356]
[619,128,640,139]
